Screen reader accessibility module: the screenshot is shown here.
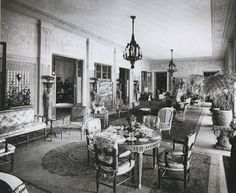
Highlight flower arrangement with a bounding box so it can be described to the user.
[126,115,140,133]
[7,85,31,107]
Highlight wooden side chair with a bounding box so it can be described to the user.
[94,135,135,193]
[158,107,174,134]
[85,118,102,164]
[158,131,197,192]
[0,139,15,171]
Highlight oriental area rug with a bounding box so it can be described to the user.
[9,139,210,193]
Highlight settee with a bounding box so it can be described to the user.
[0,106,46,145]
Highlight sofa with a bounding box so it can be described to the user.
[0,106,46,145]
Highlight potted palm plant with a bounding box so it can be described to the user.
[204,73,234,126]
[204,73,236,150]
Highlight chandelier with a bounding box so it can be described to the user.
[167,49,177,77]
[123,16,142,69]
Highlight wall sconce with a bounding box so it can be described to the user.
[16,74,22,81]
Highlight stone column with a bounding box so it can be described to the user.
[227,38,234,73]
[233,81,236,123]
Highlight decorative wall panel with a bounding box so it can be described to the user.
[6,60,34,106]
[97,81,113,110]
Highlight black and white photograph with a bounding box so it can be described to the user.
[0,0,236,193]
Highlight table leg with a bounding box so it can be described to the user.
[138,152,143,189]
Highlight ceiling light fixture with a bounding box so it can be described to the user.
[123,16,142,69]
[167,49,177,77]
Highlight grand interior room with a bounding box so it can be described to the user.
[1,0,236,193]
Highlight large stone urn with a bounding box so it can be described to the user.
[215,109,233,126]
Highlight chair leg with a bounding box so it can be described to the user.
[80,129,83,140]
[187,168,191,182]
[11,154,14,171]
[44,128,46,141]
[87,151,90,164]
[152,148,156,169]
[96,169,99,193]
[113,173,117,193]
[158,166,162,189]
[132,167,135,188]
[184,167,187,189]
[61,129,63,140]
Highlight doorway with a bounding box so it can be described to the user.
[119,68,130,104]
[52,55,83,118]
[203,71,219,77]
[155,72,167,99]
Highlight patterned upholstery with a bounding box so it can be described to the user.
[94,135,135,193]
[0,122,46,139]
[0,108,34,128]
[158,131,196,190]
[85,118,102,163]
[0,108,46,141]
[143,115,160,129]
[158,107,174,133]
[59,115,85,140]
[0,139,15,171]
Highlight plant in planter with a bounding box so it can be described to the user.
[204,73,236,150]
[7,85,31,108]
[204,73,234,126]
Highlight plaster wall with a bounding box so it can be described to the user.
[0,0,1,40]
[1,8,38,59]
[1,8,38,109]
[1,5,151,113]
[150,58,224,78]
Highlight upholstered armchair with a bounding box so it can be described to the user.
[158,107,174,134]
[158,131,196,191]
[85,118,102,164]
[143,115,160,129]
[142,115,160,168]
[0,139,15,171]
[94,135,135,193]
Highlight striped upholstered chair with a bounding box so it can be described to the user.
[158,131,196,191]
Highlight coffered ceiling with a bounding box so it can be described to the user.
[9,0,232,60]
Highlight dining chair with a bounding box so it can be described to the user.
[60,115,85,140]
[157,131,197,192]
[142,115,160,169]
[158,107,174,134]
[143,115,160,129]
[94,135,135,193]
[0,139,15,171]
[85,118,102,164]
